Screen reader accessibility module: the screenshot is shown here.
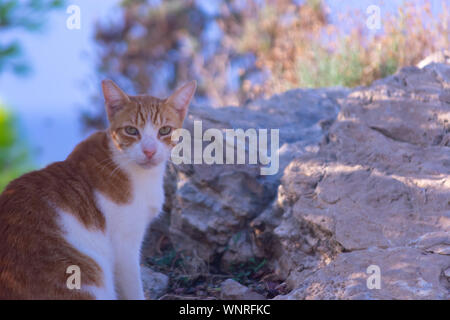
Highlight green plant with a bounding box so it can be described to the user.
[90,0,448,123]
[0,102,33,191]
[229,257,267,285]
[0,0,65,75]
[148,249,185,270]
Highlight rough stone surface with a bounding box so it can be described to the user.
[143,61,450,300]
[255,63,450,299]
[141,266,169,299]
[417,50,450,69]
[144,87,348,272]
[275,247,449,300]
[220,279,265,300]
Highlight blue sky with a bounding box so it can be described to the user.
[0,0,120,166]
[0,0,444,167]
[0,0,121,114]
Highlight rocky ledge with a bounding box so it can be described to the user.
[142,61,450,300]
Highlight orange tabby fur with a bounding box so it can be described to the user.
[0,80,195,299]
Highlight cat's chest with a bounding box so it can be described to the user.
[128,176,165,217]
[95,166,165,234]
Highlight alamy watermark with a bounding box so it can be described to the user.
[171,121,280,176]
[66,265,81,290]
[366,264,381,289]
[366,5,381,30]
[66,5,81,30]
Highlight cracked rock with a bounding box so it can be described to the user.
[220,279,265,300]
[257,63,450,299]
[141,266,169,299]
[143,60,450,300]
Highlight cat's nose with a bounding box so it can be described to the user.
[143,149,156,159]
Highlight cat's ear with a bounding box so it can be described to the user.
[166,81,197,121]
[101,79,130,119]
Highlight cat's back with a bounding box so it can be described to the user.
[0,131,113,231]
[0,131,122,299]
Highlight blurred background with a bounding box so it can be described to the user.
[0,0,448,191]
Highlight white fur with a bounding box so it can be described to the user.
[124,121,170,167]
[94,161,166,300]
[57,210,116,299]
[57,122,168,300]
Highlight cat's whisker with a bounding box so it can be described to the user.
[95,158,116,172]
[95,154,129,173]
[108,158,133,179]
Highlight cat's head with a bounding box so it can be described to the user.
[101,79,196,169]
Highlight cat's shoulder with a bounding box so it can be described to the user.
[68,130,109,160]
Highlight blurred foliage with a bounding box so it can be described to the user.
[0,102,33,191]
[0,0,64,190]
[0,0,64,75]
[87,0,449,129]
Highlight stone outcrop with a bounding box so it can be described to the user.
[220,279,265,300]
[143,61,450,300]
[259,63,450,299]
[417,50,450,69]
[141,266,169,299]
[144,87,348,272]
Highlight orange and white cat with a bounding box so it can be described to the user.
[0,80,196,299]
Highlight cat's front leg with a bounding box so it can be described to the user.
[114,249,146,300]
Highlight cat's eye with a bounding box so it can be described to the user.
[159,126,172,136]
[124,126,139,136]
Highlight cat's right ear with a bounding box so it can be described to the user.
[102,80,130,119]
[166,80,197,122]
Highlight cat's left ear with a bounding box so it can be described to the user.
[102,79,130,120]
[166,81,197,121]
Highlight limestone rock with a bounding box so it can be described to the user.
[147,88,348,272]
[263,63,450,299]
[141,266,169,299]
[220,279,265,300]
[276,247,449,300]
[417,50,450,69]
[144,63,450,300]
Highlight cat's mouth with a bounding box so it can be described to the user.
[137,158,161,169]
